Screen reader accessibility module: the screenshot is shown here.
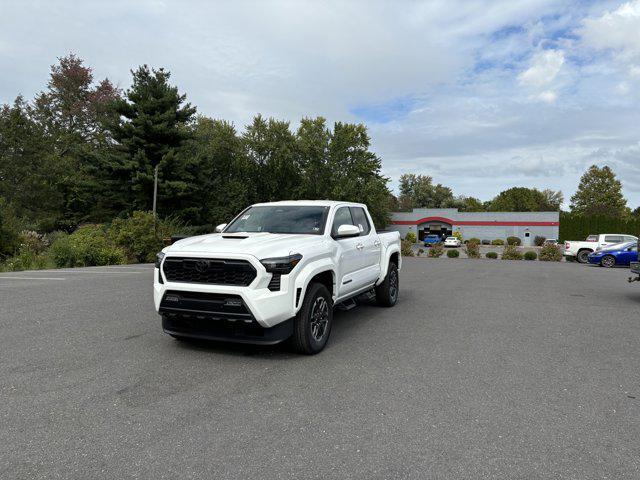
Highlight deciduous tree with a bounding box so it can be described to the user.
[570,165,627,217]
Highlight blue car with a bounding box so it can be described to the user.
[423,234,442,246]
[587,241,638,267]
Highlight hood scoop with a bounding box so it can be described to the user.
[221,234,249,239]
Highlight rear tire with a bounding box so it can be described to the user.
[577,250,591,263]
[601,255,616,268]
[376,262,399,307]
[291,283,333,355]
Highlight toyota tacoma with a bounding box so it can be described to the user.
[153,201,401,354]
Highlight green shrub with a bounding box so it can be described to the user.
[109,211,189,263]
[467,237,481,245]
[539,243,562,261]
[506,236,521,246]
[502,244,523,260]
[534,235,546,247]
[405,231,417,244]
[491,239,504,246]
[485,251,498,259]
[524,251,538,261]
[50,225,126,267]
[465,241,481,259]
[401,239,414,257]
[0,243,54,272]
[428,243,444,257]
[447,249,459,258]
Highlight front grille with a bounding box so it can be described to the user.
[159,290,254,322]
[163,257,256,285]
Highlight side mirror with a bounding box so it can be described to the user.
[215,223,227,233]
[335,224,360,238]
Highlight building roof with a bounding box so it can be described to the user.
[391,208,559,226]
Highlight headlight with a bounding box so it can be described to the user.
[155,252,165,268]
[260,254,302,274]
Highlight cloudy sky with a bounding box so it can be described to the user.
[2,0,640,206]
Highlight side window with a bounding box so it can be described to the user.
[331,207,354,237]
[349,207,371,235]
[605,235,623,243]
[624,236,637,242]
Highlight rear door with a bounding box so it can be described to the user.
[350,206,381,286]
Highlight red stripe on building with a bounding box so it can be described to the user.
[392,216,559,227]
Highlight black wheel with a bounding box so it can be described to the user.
[291,283,333,355]
[376,261,399,307]
[577,250,591,263]
[601,255,616,268]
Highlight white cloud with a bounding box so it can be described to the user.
[616,81,631,95]
[580,0,640,58]
[518,49,565,87]
[537,90,557,103]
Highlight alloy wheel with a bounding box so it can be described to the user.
[601,256,615,268]
[389,269,399,302]
[310,296,329,341]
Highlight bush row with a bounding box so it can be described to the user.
[0,211,190,271]
[408,245,562,262]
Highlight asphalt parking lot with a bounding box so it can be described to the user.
[2,259,640,479]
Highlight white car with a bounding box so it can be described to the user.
[443,236,462,247]
[154,200,401,354]
[564,233,638,263]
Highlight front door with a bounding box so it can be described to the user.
[332,207,363,297]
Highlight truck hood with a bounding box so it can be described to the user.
[166,232,325,259]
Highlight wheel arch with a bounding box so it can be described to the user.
[377,245,401,286]
[294,261,336,314]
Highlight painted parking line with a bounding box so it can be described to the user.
[0,276,66,281]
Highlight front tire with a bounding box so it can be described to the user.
[376,261,399,307]
[601,255,616,268]
[577,250,591,263]
[291,283,333,355]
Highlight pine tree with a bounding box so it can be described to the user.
[570,165,628,217]
[107,65,196,214]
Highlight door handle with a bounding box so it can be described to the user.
[373,240,381,247]
[356,243,364,250]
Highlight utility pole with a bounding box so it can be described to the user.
[152,164,159,218]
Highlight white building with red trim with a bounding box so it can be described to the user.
[390,208,559,246]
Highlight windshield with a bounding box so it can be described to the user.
[224,205,329,235]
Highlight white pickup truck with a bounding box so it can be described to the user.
[564,233,638,263]
[153,200,401,354]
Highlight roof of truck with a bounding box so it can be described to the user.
[252,200,366,208]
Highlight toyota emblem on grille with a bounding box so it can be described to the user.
[194,260,209,273]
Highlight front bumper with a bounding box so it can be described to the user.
[162,311,293,345]
[154,253,299,331]
[587,255,602,265]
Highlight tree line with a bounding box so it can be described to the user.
[395,164,634,219]
[0,55,391,239]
